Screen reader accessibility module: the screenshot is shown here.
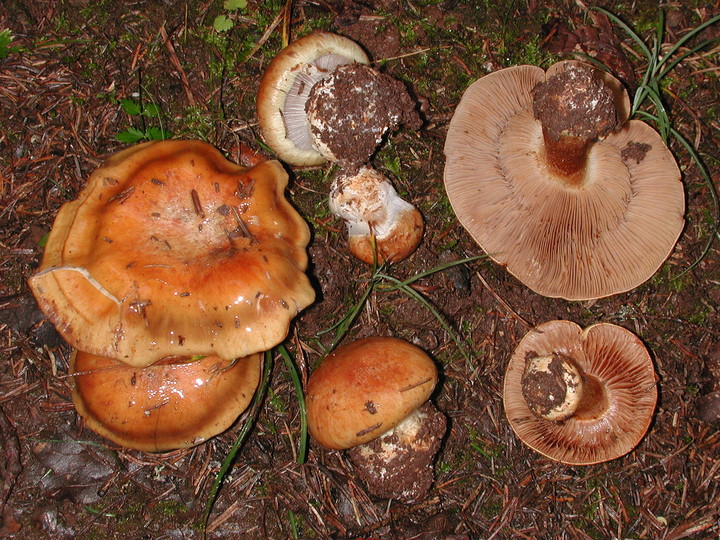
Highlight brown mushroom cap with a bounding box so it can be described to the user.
[306,337,438,450]
[444,61,685,300]
[29,140,315,367]
[71,350,262,452]
[256,31,370,166]
[503,320,658,465]
[329,166,424,264]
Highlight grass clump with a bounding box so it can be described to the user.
[588,7,720,274]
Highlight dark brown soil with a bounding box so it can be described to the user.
[1,1,719,539]
[307,63,421,167]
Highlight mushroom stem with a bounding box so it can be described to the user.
[540,130,591,182]
[532,63,620,186]
[521,353,609,422]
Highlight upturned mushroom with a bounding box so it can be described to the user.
[257,31,420,167]
[329,166,424,264]
[28,140,315,367]
[503,320,658,465]
[71,350,262,452]
[444,60,685,300]
[306,337,446,502]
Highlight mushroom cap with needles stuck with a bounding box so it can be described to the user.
[71,350,262,452]
[29,140,315,367]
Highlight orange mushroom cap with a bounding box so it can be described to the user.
[306,337,438,450]
[29,140,315,367]
[444,61,684,300]
[71,350,262,452]
[503,320,658,465]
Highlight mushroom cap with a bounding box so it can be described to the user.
[503,320,658,465]
[71,350,262,452]
[29,140,315,367]
[329,166,424,264]
[444,61,685,300]
[306,337,438,450]
[256,31,370,166]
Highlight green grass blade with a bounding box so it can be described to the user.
[658,38,719,81]
[200,349,274,536]
[635,109,720,277]
[277,344,308,464]
[380,274,474,364]
[591,6,652,61]
[658,14,720,73]
[379,255,486,291]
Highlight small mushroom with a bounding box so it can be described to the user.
[28,140,315,367]
[71,350,262,452]
[256,31,370,166]
[257,32,420,167]
[503,320,658,465]
[306,337,446,502]
[444,60,684,300]
[329,166,424,264]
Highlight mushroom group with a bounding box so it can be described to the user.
[306,337,446,502]
[444,60,685,300]
[29,140,315,451]
[503,320,657,465]
[257,31,425,264]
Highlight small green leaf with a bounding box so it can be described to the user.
[120,98,142,116]
[38,232,50,248]
[223,0,247,10]
[145,127,172,140]
[213,14,233,32]
[142,103,160,118]
[115,127,146,143]
[0,29,13,59]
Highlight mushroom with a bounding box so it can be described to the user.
[28,140,315,367]
[257,31,420,167]
[306,337,446,502]
[257,31,370,166]
[71,350,262,452]
[444,60,685,300]
[503,320,658,465]
[329,166,424,264]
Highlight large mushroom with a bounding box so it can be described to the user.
[257,31,420,167]
[306,337,446,502]
[503,320,658,465]
[28,140,315,367]
[329,166,424,264]
[71,350,262,452]
[444,60,685,300]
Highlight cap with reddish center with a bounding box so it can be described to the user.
[29,140,315,367]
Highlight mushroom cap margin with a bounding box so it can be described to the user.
[443,62,684,300]
[71,350,262,452]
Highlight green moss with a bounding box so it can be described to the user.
[155,499,188,517]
